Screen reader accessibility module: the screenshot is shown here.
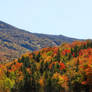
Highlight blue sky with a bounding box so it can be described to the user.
[0,0,92,39]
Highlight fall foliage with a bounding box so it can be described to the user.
[0,40,92,92]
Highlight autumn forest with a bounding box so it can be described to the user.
[0,40,92,92]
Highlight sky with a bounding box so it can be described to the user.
[0,0,92,39]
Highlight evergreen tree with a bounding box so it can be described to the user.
[36,52,41,62]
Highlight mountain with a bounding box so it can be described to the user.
[0,20,78,62]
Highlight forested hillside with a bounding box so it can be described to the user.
[0,40,92,92]
[0,21,77,63]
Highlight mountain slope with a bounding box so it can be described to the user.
[0,21,78,62]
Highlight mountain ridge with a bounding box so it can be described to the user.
[0,20,79,62]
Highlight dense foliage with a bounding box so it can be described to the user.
[0,40,92,92]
